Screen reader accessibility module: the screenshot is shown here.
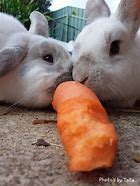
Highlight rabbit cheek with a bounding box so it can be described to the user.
[84,68,105,92]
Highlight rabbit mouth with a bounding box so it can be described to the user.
[47,86,57,97]
[47,73,72,97]
[80,77,89,84]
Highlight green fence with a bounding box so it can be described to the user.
[49,6,87,42]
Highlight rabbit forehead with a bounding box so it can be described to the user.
[73,17,127,57]
[28,36,70,58]
[39,38,70,57]
[78,17,126,43]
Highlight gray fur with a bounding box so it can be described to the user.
[0,47,27,77]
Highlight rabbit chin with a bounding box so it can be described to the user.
[21,91,54,108]
[0,72,56,108]
[0,86,54,108]
[18,81,57,108]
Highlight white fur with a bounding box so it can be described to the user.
[0,12,72,107]
[72,0,140,107]
[53,40,74,53]
[0,13,26,48]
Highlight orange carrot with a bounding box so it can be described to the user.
[52,81,118,172]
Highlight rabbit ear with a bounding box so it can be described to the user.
[86,0,111,24]
[29,11,49,37]
[0,46,27,77]
[116,0,140,37]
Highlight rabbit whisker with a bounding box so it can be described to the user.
[0,98,26,115]
[106,79,132,107]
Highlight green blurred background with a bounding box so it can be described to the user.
[0,0,86,42]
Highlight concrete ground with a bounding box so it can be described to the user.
[0,104,140,186]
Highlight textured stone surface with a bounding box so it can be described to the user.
[0,105,139,186]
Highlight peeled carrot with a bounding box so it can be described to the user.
[52,81,118,172]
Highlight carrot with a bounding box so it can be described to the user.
[52,81,118,172]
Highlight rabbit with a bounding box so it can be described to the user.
[72,0,140,107]
[0,11,72,108]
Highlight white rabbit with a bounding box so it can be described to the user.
[0,11,72,108]
[72,0,140,107]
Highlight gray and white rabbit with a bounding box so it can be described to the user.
[0,11,72,108]
[72,0,140,107]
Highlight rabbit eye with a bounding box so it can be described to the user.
[110,40,121,56]
[43,55,53,64]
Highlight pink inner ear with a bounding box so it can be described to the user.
[133,0,140,8]
[136,0,140,12]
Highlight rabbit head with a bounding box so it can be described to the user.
[0,11,72,108]
[72,0,140,107]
